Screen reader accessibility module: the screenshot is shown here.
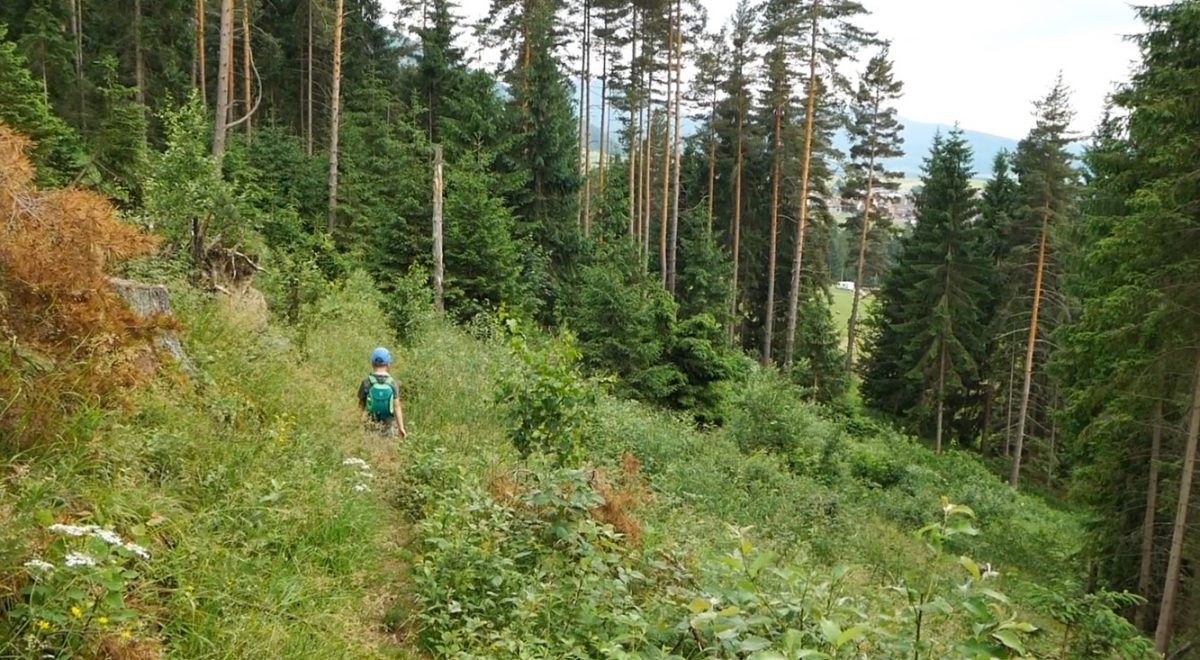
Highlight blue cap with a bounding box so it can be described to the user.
[371,347,391,366]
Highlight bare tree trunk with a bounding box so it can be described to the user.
[582,0,592,238]
[306,0,314,156]
[197,0,208,105]
[134,0,146,106]
[642,102,654,269]
[658,32,672,288]
[846,159,875,370]
[577,0,589,232]
[763,103,782,365]
[70,0,85,126]
[627,9,638,238]
[325,0,344,233]
[212,0,234,157]
[1154,351,1200,653]
[432,145,445,313]
[1010,219,1048,488]
[728,81,745,345]
[706,87,716,234]
[981,382,994,455]
[242,0,252,139]
[597,12,609,196]
[667,0,683,295]
[936,342,946,453]
[1005,345,1017,455]
[784,9,821,366]
[1135,399,1164,630]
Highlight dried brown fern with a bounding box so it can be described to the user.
[0,123,166,448]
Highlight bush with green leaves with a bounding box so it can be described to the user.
[495,320,597,466]
[727,370,840,475]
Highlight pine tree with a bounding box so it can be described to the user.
[843,49,903,371]
[782,0,873,367]
[1008,77,1078,488]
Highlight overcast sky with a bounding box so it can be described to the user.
[383,0,1162,139]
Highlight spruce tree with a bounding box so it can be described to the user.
[1057,4,1200,649]
[0,23,83,185]
[843,49,903,371]
[862,130,989,450]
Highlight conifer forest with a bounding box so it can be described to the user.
[1,0,1199,657]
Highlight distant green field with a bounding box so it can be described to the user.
[831,286,855,339]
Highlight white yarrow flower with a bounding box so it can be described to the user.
[23,559,54,572]
[48,523,94,537]
[64,552,97,568]
[90,528,125,546]
[342,458,371,470]
[353,483,371,493]
[123,543,151,560]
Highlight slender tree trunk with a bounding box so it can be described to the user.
[432,145,445,313]
[642,101,654,269]
[1010,219,1049,488]
[582,0,592,237]
[212,0,234,157]
[597,15,609,196]
[325,0,344,233]
[1154,351,1200,653]
[728,83,745,345]
[936,342,947,453]
[667,0,683,295]
[706,87,716,234]
[70,0,85,126]
[763,104,783,365]
[577,0,589,231]
[658,34,672,288]
[134,0,146,106]
[981,382,994,455]
[846,157,876,370]
[1135,399,1164,629]
[242,0,252,139]
[784,10,821,366]
[306,0,314,156]
[197,0,208,105]
[1005,345,1017,455]
[627,9,638,238]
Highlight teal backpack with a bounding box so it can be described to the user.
[365,374,396,420]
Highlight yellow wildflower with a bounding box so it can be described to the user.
[120,630,133,640]
[97,616,109,626]
[69,606,82,618]
[36,620,50,631]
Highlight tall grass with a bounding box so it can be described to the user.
[1,273,414,658]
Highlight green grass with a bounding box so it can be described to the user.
[1,274,417,658]
[2,272,1153,658]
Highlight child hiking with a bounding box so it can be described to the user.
[358,347,408,439]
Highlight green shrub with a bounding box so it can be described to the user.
[848,443,905,488]
[495,320,597,466]
[728,370,839,475]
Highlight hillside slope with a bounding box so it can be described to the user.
[3,273,1153,658]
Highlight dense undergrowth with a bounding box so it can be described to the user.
[2,269,1157,658]
[379,299,1155,659]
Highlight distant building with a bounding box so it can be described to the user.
[835,189,918,226]
[836,281,856,291]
